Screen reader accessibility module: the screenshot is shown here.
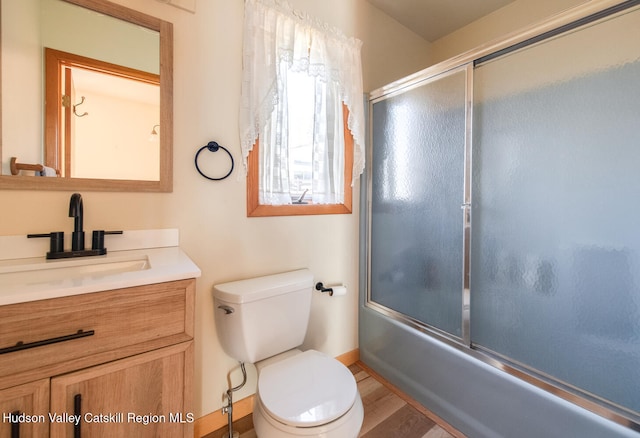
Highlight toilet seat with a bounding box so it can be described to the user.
[257,350,358,427]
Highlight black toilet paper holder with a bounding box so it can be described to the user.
[315,282,333,296]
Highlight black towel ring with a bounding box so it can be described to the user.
[195,141,234,181]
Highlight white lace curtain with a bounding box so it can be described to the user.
[239,0,365,204]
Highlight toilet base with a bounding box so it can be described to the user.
[253,391,364,438]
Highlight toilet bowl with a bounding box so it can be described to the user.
[253,350,363,437]
[212,269,364,438]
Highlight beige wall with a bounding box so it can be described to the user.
[0,0,431,424]
[427,0,588,66]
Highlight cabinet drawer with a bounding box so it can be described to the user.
[0,279,194,388]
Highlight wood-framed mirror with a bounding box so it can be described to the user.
[0,0,173,192]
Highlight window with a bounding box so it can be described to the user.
[240,0,365,217]
[247,104,354,217]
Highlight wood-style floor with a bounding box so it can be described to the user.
[206,361,464,438]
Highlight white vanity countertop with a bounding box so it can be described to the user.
[0,245,201,306]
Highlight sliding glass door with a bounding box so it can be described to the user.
[366,1,640,426]
[369,67,468,339]
[471,4,640,415]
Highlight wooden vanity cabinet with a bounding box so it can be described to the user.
[0,279,195,438]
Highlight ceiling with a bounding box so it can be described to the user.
[367,0,516,42]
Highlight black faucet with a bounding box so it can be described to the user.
[28,193,122,259]
[69,193,85,251]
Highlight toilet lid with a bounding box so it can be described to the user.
[258,350,358,427]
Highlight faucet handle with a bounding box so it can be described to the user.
[91,230,123,251]
[27,231,65,255]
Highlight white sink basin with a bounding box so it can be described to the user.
[0,255,150,287]
[0,246,201,306]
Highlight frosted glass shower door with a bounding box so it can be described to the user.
[369,68,467,338]
[471,6,640,416]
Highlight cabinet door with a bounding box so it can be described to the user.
[50,342,193,438]
[0,379,49,438]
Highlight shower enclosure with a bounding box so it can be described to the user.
[361,1,640,436]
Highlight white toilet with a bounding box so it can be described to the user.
[213,269,364,438]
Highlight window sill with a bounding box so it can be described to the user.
[247,202,352,217]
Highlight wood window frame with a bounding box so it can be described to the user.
[247,104,354,217]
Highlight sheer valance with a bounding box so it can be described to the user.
[239,0,365,187]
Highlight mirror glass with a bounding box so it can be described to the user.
[0,0,173,191]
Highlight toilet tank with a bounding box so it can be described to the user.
[212,269,313,363]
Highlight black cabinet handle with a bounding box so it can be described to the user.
[74,394,82,438]
[0,329,94,355]
[10,410,20,438]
